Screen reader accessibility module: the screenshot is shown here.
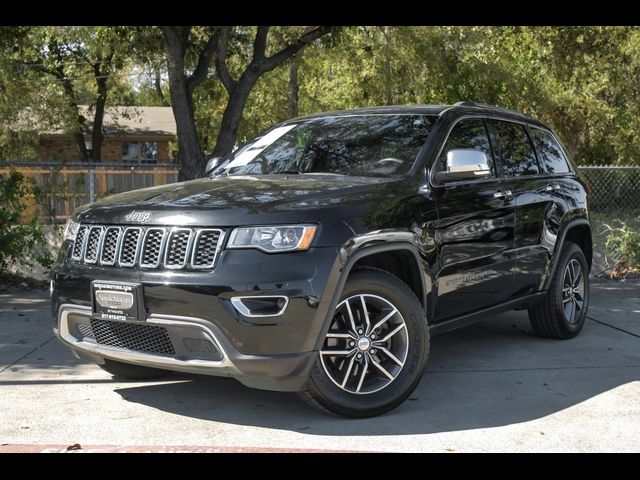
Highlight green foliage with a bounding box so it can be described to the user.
[3,26,640,166]
[0,171,53,273]
[602,220,640,278]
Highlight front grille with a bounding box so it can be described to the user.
[71,224,224,270]
[183,337,222,359]
[71,226,89,260]
[77,323,94,339]
[141,229,165,268]
[101,227,121,265]
[165,229,192,267]
[90,319,175,355]
[84,226,103,263]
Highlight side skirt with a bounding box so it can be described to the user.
[430,291,547,336]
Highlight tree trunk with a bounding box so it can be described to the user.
[163,29,205,181]
[212,74,258,158]
[155,66,168,106]
[288,53,300,118]
[90,76,108,162]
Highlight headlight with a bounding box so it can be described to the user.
[228,225,317,253]
[63,219,80,242]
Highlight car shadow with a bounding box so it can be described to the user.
[113,311,640,436]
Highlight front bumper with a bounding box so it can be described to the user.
[51,245,341,391]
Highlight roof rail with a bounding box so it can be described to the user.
[452,101,535,120]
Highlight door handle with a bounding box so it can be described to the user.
[545,184,561,193]
[493,190,513,200]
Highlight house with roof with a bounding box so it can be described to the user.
[36,106,176,163]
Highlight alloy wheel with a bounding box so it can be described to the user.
[319,294,409,394]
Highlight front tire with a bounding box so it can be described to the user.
[528,242,590,339]
[99,359,168,380]
[299,268,429,417]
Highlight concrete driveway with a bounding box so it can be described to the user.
[1,281,639,452]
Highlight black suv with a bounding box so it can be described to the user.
[51,102,591,417]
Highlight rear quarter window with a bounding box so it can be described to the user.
[530,128,571,174]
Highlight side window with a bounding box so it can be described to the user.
[487,120,539,177]
[530,128,570,174]
[437,119,494,176]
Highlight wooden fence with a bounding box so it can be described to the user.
[0,161,180,223]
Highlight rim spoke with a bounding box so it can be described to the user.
[320,349,354,356]
[341,355,357,388]
[566,263,574,286]
[379,323,406,342]
[360,295,371,335]
[567,298,575,321]
[345,300,358,335]
[378,346,403,366]
[326,332,356,339]
[371,308,398,332]
[355,356,369,393]
[574,291,583,303]
[369,355,394,380]
[573,269,582,289]
[563,296,572,304]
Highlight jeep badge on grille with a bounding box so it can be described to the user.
[124,211,152,223]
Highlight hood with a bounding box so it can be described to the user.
[75,174,400,226]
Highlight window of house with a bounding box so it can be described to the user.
[122,141,158,163]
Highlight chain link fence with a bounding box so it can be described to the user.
[577,166,640,214]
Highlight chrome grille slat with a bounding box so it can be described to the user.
[83,226,104,264]
[100,227,122,265]
[70,224,223,270]
[192,229,224,269]
[119,227,142,267]
[71,225,89,261]
[165,229,193,268]
[140,228,166,268]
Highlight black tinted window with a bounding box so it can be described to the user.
[530,128,570,174]
[487,120,539,177]
[212,115,435,177]
[438,119,494,175]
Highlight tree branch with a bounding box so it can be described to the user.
[187,28,218,94]
[261,26,334,73]
[215,26,236,93]
[252,26,270,63]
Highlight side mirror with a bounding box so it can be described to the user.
[205,156,222,174]
[435,149,491,183]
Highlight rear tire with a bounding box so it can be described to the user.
[299,268,429,417]
[99,359,168,380]
[528,242,589,339]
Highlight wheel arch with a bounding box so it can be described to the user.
[312,239,434,351]
[545,217,592,290]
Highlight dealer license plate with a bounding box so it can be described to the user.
[91,281,145,321]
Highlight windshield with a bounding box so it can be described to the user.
[211,114,435,177]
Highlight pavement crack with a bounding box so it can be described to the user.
[0,336,55,375]
[588,316,640,339]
